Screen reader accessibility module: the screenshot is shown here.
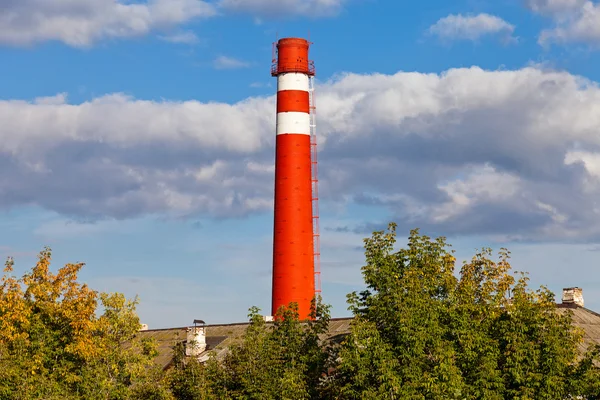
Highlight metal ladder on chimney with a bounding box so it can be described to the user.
[308,76,321,299]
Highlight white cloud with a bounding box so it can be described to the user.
[5,66,600,241]
[218,0,347,17]
[565,150,600,178]
[526,0,600,46]
[0,92,275,219]
[158,30,200,44]
[0,0,216,47]
[538,1,600,45]
[34,93,69,105]
[249,82,272,88]
[213,55,251,69]
[428,13,516,43]
[525,0,586,15]
[429,165,522,223]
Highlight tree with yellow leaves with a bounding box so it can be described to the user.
[0,247,172,400]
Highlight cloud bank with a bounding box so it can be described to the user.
[0,0,351,47]
[3,67,600,241]
[217,0,349,18]
[0,0,216,47]
[213,55,251,69]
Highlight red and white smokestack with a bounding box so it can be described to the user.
[270,38,316,319]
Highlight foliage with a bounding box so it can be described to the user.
[0,247,168,399]
[168,300,332,400]
[3,225,600,400]
[167,342,216,400]
[329,223,600,399]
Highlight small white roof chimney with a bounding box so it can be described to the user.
[562,287,584,307]
[186,319,207,357]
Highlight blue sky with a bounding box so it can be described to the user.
[2,0,600,328]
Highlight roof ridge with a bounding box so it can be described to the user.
[140,316,356,332]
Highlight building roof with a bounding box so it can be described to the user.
[557,304,600,357]
[136,318,353,370]
[137,305,600,370]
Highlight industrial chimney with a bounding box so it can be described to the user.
[270,38,321,320]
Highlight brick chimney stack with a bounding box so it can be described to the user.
[562,287,584,307]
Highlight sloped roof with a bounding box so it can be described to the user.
[136,318,353,370]
[556,304,600,356]
[137,306,600,370]
[135,327,187,369]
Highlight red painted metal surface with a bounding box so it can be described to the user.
[277,90,310,113]
[271,38,315,76]
[271,37,316,320]
[271,133,315,319]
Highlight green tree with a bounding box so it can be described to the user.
[169,300,332,400]
[329,223,600,399]
[167,341,217,400]
[0,247,170,399]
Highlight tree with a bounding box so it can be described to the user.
[329,223,600,399]
[0,247,170,399]
[7,229,599,400]
[167,341,217,400]
[169,301,332,400]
